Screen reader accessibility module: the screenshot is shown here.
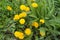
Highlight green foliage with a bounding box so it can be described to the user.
[0,0,60,40]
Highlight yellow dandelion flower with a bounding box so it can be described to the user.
[14,31,24,39]
[40,32,45,37]
[19,12,27,18]
[19,19,25,24]
[25,7,30,12]
[40,19,45,24]
[31,3,38,8]
[18,32,24,39]
[32,22,39,28]
[24,28,31,35]
[20,5,26,10]
[7,6,12,11]
[13,14,19,20]
[14,31,21,37]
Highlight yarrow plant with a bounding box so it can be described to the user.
[0,0,60,40]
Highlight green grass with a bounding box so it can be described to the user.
[0,0,60,40]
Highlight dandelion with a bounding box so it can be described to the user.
[19,12,27,18]
[25,7,30,12]
[14,31,21,38]
[7,6,12,11]
[13,14,19,20]
[24,28,31,35]
[31,3,38,8]
[40,19,45,24]
[19,19,25,24]
[32,22,39,28]
[20,5,26,10]
[14,31,24,39]
[18,32,24,39]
